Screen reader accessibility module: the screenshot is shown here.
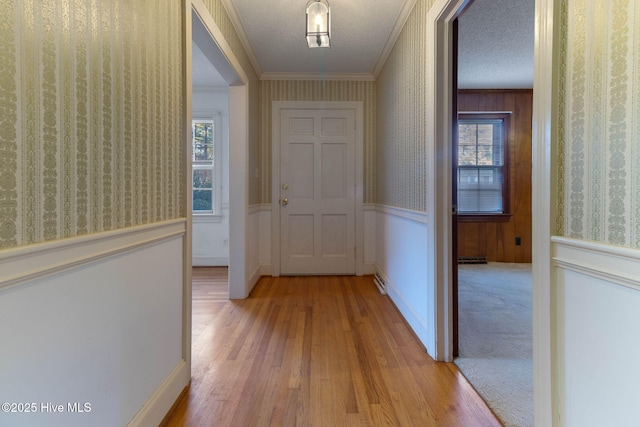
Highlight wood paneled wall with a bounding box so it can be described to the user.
[457,90,533,263]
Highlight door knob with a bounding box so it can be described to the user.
[281,198,288,206]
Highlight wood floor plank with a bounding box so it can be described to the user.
[163,272,500,427]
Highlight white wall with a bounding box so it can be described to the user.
[553,238,640,426]
[363,205,377,272]
[257,205,273,276]
[375,205,432,353]
[192,87,230,266]
[0,221,188,427]
[248,205,262,287]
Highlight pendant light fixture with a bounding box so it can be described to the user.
[305,0,331,48]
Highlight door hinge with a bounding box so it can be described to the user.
[354,246,357,259]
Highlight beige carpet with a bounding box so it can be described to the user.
[455,262,533,427]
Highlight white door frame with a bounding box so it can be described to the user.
[427,0,558,425]
[271,101,364,277]
[530,0,559,424]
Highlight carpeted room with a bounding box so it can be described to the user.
[455,262,533,427]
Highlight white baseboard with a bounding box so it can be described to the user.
[378,267,430,349]
[126,360,189,427]
[192,256,229,267]
[372,264,430,347]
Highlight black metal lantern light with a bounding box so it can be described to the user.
[306,0,331,48]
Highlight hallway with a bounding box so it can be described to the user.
[164,271,499,426]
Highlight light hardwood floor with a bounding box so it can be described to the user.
[164,269,500,426]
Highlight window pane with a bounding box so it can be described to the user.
[476,124,493,142]
[458,167,503,213]
[192,118,217,213]
[458,168,478,186]
[492,123,504,166]
[477,189,502,212]
[458,124,478,165]
[194,143,214,161]
[476,145,494,165]
[476,124,493,165]
[459,144,478,165]
[458,120,504,166]
[192,121,214,161]
[479,168,502,212]
[193,169,212,189]
[479,168,498,187]
[458,168,478,212]
[193,190,212,211]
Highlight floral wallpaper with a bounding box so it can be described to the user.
[558,0,640,248]
[0,0,184,249]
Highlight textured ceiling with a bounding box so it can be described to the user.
[227,0,407,77]
[458,0,535,89]
[192,0,535,88]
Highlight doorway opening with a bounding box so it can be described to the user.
[191,17,231,295]
[429,0,555,423]
[451,0,535,426]
[183,0,251,381]
[188,2,249,298]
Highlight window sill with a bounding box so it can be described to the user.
[193,213,223,223]
[457,213,512,223]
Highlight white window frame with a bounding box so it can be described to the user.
[456,112,511,219]
[192,113,222,219]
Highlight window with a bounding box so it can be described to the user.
[192,116,221,214]
[457,113,510,216]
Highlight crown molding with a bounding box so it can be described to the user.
[261,72,375,82]
[372,0,418,78]
[219,0,264,78]
[218,0,416,83]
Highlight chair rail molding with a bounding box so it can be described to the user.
[0,219,186,291]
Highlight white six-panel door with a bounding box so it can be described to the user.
[279,108,356,275]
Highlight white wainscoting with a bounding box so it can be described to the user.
[552,237,640,426]
[363,204,377,274]
[0,220,189,427]
[247,205,263,292]
[192,206,229,267]
[374,205,432,353]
